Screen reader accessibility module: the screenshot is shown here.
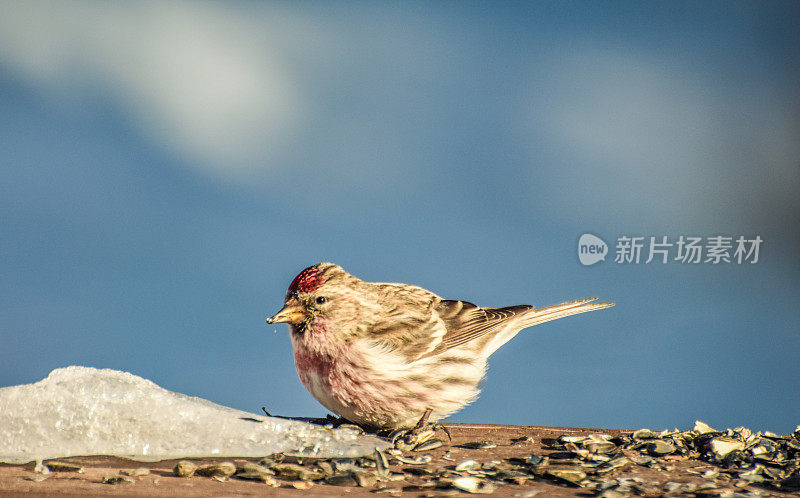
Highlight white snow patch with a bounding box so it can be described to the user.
[0,366,387,464]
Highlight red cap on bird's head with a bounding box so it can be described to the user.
[288,264,327,294]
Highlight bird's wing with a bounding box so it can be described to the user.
[365,283,448,361]
[425,300,533,356]
[366,291,612,361]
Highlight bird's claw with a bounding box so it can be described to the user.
[261,408,359,431]
[389,409,451,451]
[390,423,450,451]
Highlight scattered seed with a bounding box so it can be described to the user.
[455,459,480,471]
[395,454,432,465]
[325,472,359,486]
[457,441,496,449]
[235,471,278,485]
[602,456,630,470]
[510,436,534,446]
[196,461,236,478]
[414,438,444,451]
[632,429,659,440]
[374,448,389,476]
[237,461,274,475]
[271,462,324,481]
[102,476,134,485]
[403,481,436,491]
[173,460,197,477]
[694,420,718,434]
[545,468,586,487]
[44,461,83,473]
[710,437,745,458]
[355,470,379,487]
[453,476,495,494]
[584,441,616,454]
[630,454,654,466]
[647,439,676,456]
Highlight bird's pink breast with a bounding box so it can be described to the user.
[289,325,457,428]
[294,350,333,381]
[291,339,374,423]
[293,342,364,392]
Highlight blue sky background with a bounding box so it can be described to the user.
[2,1,799,434]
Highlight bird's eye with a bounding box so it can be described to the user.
[316,296,327,304]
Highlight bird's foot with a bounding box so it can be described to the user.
[387,408,451,451]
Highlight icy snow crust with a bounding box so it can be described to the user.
[0,366,388,464]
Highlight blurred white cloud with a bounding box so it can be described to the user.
[528,45,800,229]
[2,1,797,231]
[0,0,449,195]
[0,0,306,180]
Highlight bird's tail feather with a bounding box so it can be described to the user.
[483,297,613,356]
[518,297,614,329]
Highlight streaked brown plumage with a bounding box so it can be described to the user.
[267,263,613,429]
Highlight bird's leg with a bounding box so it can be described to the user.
[413,408,432,430]
[389,408,451,451]
[411,409,451,440]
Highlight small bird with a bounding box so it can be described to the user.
[267,263,613,431]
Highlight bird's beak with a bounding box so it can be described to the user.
[266,304,306,325]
